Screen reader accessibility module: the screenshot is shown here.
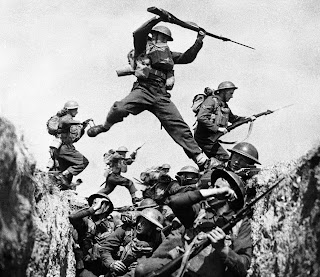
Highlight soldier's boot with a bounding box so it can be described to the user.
[57,170,73,190]
[195,152,210,173]
[87,122,113,137]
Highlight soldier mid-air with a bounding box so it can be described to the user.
[87,10,209,170]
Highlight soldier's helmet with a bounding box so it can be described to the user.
[116,146,128,153]
[211,168,245,210]
[177,165,199,176]
[227,142,260,165]
[216,81,238,92]
[161,164,171,170]
[88,192,114,215]
[64,100,79,110]
[151,26,173,41]
[136,198,158,211]
[137,208,164,230]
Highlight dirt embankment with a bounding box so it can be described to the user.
[0,116,319,276]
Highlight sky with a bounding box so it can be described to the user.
[1,0,320,207]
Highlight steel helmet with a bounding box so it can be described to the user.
[227,142,260,164]
[136,198,158,211]
[137,208,164,230]
[64,100,79,110]
[161,164,171,169]
[177,166,199,176]
[211,168,245,210]
[216,81,238,91]
[151,26,173,41]
[116,146,128,152]
[88,192,114,214]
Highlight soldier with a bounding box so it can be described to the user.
[99,208,164,277]
[140,167,181,206]
[159,164,171,174]
[175,165,200,188]
[199,142,261,197]
[226,142,261,181]
[51,101,91,189]
[69,192,115,277]
[194,81,255,163]
[87,12,209,170]
[134,169,252,277]
[100,148,141,205]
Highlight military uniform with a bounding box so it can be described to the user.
[69,206,115,277]
[100,151,138,203]
[194,94,244,162]
[100,224,163,276]
[56,113,89,181]
[135,189,252,277]
[101,16,205,161]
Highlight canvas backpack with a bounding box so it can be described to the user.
[46,109,69,136]
[46,115,61,136]
[191,87,216,115]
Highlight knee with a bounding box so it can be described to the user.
[107,101,129,123]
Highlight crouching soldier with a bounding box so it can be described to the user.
[134,169,252,277]
[69,192,115,277]
[99,208,164,277]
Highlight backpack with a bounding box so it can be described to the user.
[191,87,215,115]
[46,115,61,136]
[47,109,69,136]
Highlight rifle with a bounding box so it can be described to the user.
[146,176,285,277]
[212,104,293,143]
[147,7,254,50]
[130,142,146,159]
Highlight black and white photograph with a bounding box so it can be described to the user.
[1,1,320,276]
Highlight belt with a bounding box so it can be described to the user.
[149,68,167,80]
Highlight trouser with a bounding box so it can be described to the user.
[196,140,230,162]
[99,172,137,197]
[105,81,202,159]
[57,144,89,177]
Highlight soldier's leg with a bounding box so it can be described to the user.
[56,145,89,188]
[87,84,155,137]
[208,142,230,162]
[99,173,137,198]
[57,145,89,176]
[152,97,208,167]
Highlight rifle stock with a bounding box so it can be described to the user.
[146,177,284,277]
[147,7,255,50]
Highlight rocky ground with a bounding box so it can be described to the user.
[0,116,319,277]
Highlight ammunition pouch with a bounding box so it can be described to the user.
[146,42,174,71]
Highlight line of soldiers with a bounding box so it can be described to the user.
[46,10,265,277]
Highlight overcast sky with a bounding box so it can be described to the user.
[1,0,320,206]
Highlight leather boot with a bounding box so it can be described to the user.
[87,125,108,137]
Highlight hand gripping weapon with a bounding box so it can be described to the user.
[146,176,285,277]
[147,7,255,50]
[213,104,294,143]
